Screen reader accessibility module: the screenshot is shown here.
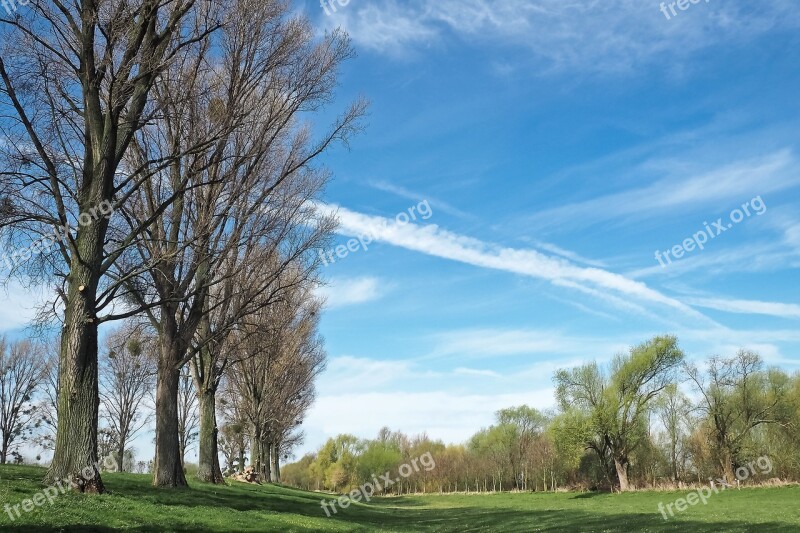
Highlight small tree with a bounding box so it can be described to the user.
[177,366,199,467]
[0,337,44,463]
[99,327,155,472]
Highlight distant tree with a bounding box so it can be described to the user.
[685,350,788,482]
[654,383,691,481]
[555,335,684,491]
[99,326,155,472]
[0,337,44,463]
[177,366,199,468]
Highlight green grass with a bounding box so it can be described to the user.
[1,466,799,532]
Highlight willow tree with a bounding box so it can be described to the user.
[0,0,216,491]
[685,350,787,483]
[554,335,684,491]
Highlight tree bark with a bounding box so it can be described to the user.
[46,235,105,493]
[614,457,630,492]
[270,442,280,483]
[153,346,188,488]
[721,448,736,484]
[196,389,223,483]
[116,445,125,473]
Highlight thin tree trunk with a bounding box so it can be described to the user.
[271,442,280,483]
[116,444,125,473]
[196,389,223,483]
[153,348,188,488]
[262,439,271,481]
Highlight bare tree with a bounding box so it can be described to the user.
[228,285,325,483]
[0,337,44,463]
[110,0,361,487]
[34,340,60,452]
[0,0,218,491]
[99,326,155,472]
[177,366,199,468]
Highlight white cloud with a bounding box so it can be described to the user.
[303,389,556,450]
[316,277,385,308]
[530,150,795,229]
[454,367,501,379]
[318,202,716,326]
[0,281,48,332]
[317,0,800,72]
[430,328,621,359]
[532,241,607,268]
[684,297,800,319]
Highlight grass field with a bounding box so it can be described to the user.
[1,465,799,532]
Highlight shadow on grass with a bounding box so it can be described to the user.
[571,491,608,499]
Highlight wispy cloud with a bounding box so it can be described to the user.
[684,297,800,319]
[318,202,716,325]
[531,241,607,268]
[454,367,501,379]
[429,328,629,360]
[367,180,472,219]
[316,277,386,308]
[529,150,796,230]
[317,0,800,72]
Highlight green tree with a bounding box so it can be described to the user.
[555,335,684,491]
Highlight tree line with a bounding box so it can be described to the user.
[283,336,800,494]
[0,0,364,491]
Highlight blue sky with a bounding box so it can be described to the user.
[3,0,800,463]
[300,0,800,456]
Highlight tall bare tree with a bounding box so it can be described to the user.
[110,0,362,486]
[0,0,217,491]
[228,285,325,483]
[0,337,44,463]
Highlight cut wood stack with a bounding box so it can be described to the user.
[230,466,261,484]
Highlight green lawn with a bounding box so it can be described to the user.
[1,466,799,532]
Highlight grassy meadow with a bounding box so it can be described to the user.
[1,465,799,532]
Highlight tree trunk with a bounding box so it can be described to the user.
[196,389,223,483]
[270,442,280,483]
[116,444,125,473]
[721,449,736,484]
[252,430,262,478]
[238,439,245,471]
[614,457,630,492]
[153,349,188,488]
[46,248,105,493]
[266,442,272,483]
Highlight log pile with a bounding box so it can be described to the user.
[231,466,261,484]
